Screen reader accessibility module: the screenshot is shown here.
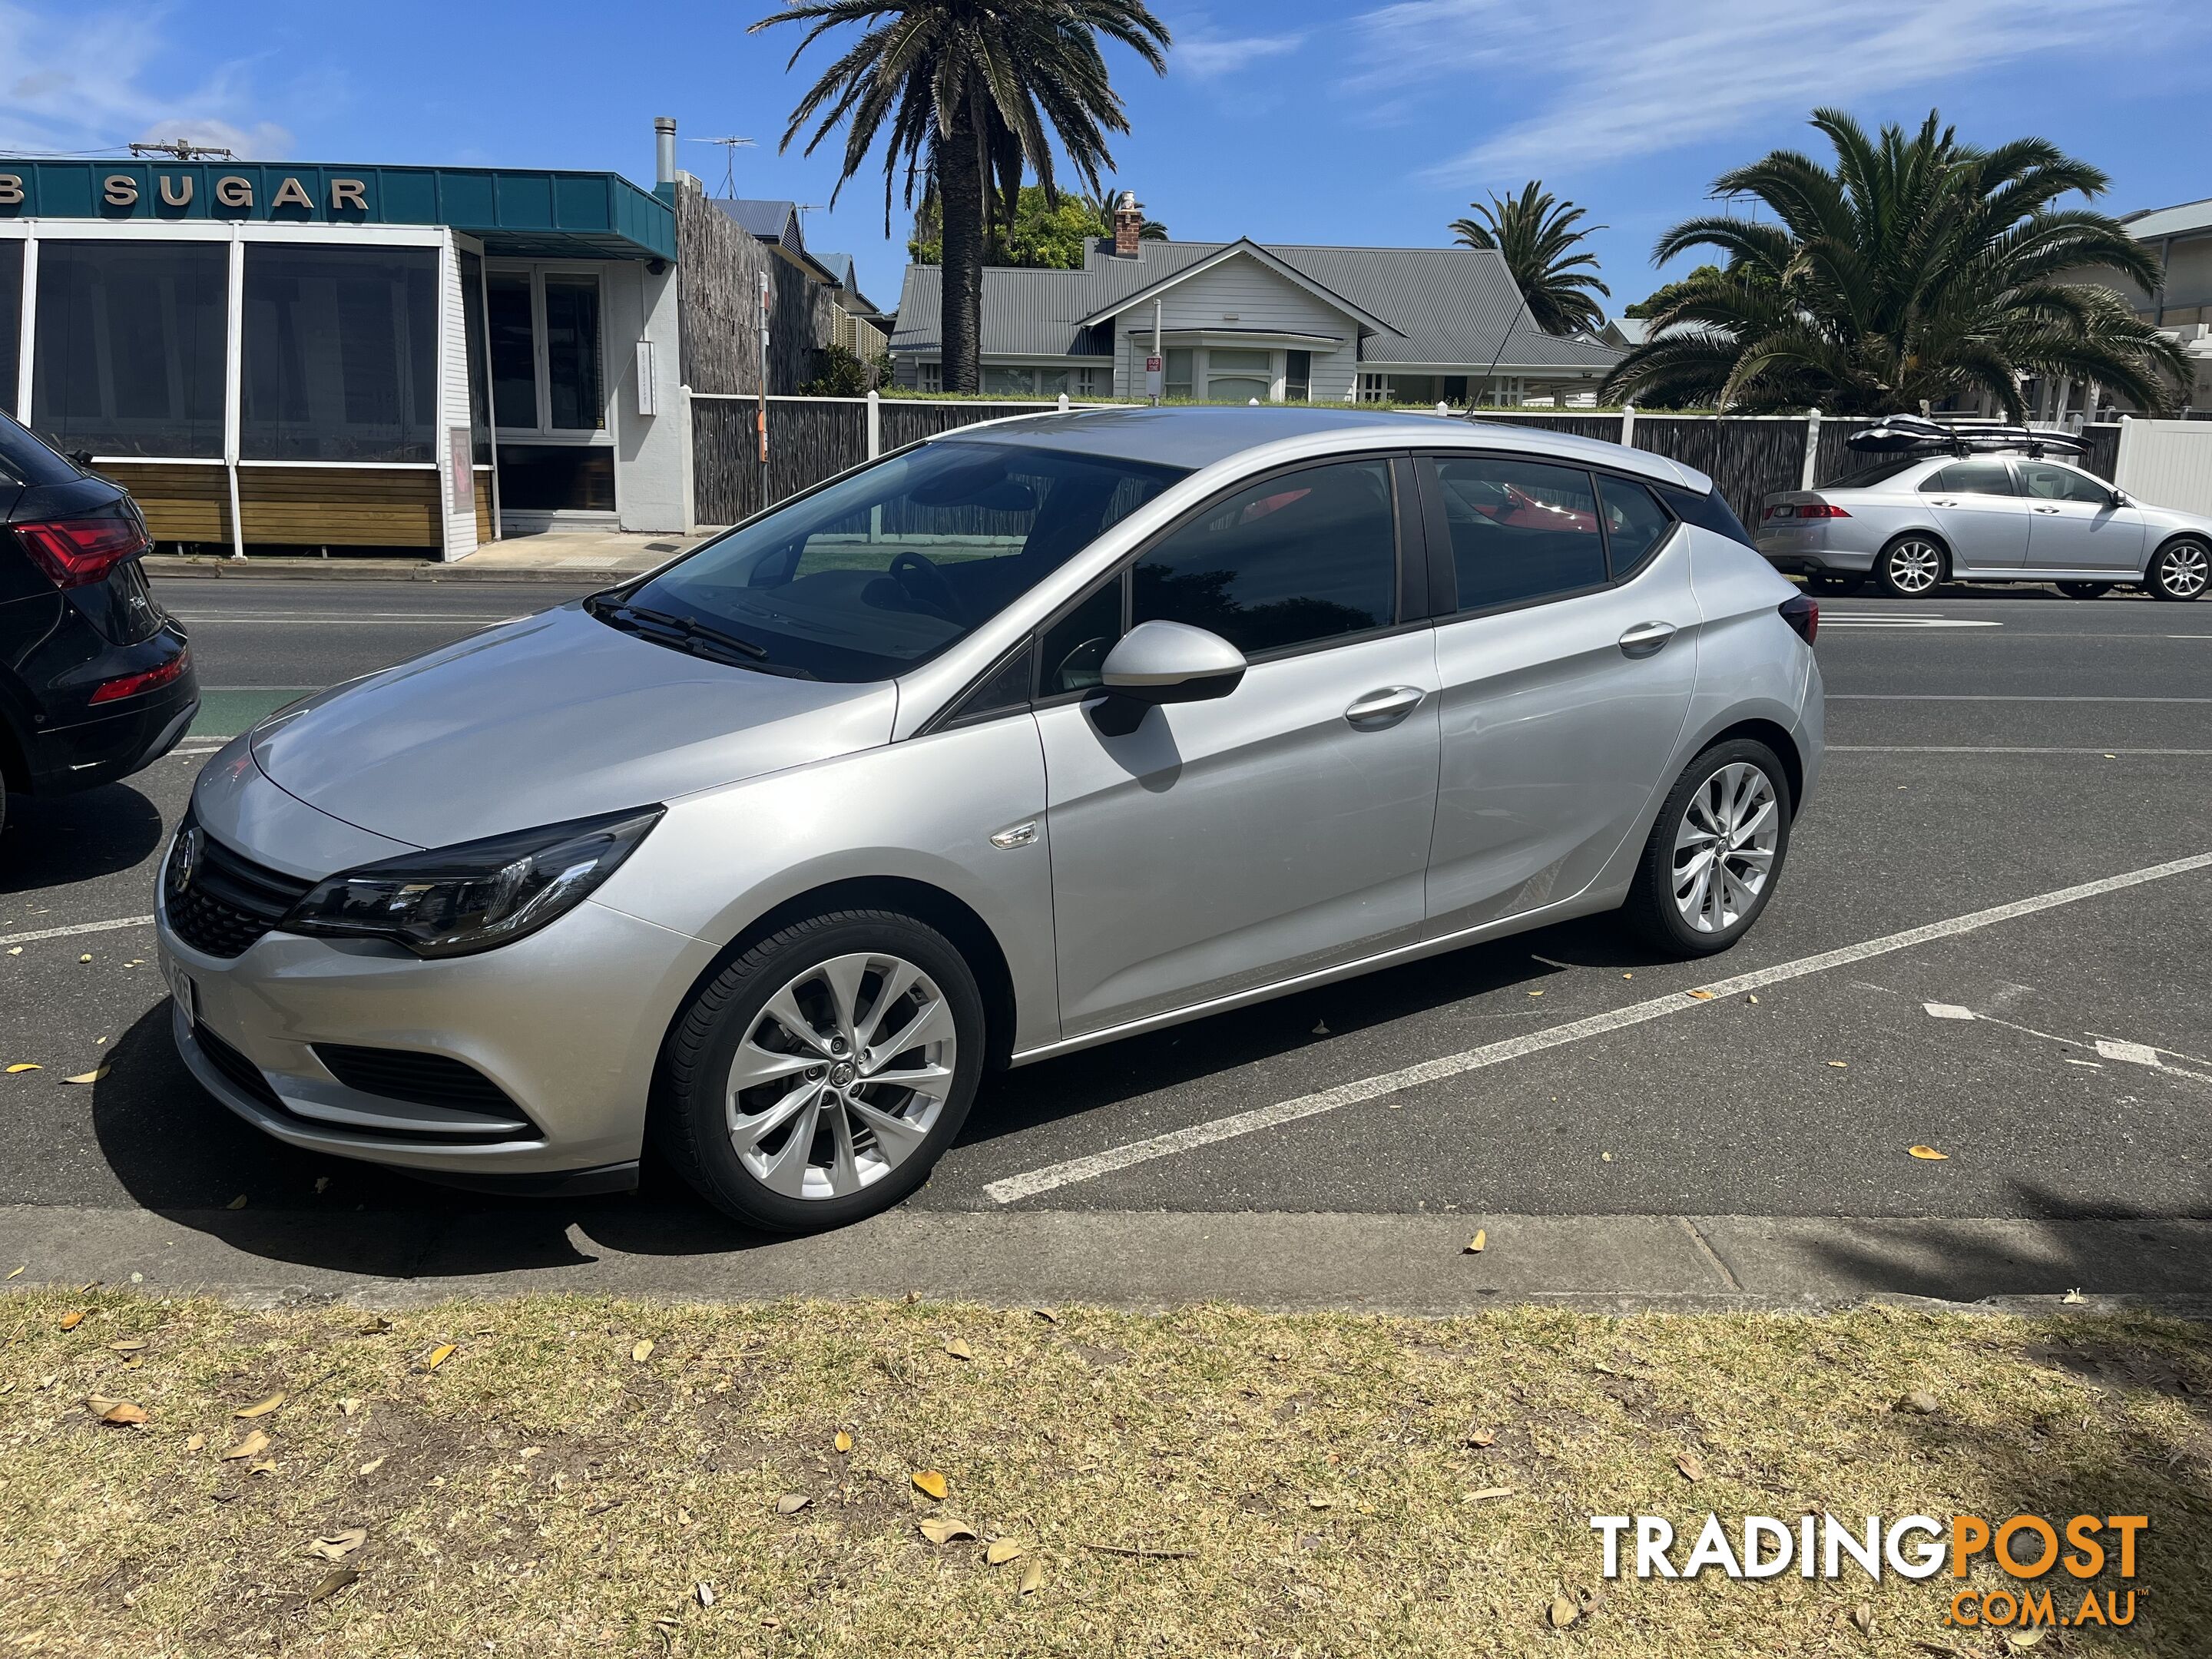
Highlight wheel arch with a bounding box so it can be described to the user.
[2146,529,2211,581]
[1880,525,1952,571]
[1700,717,1806,819]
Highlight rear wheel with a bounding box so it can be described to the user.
[2148,538,2208,601]
[1874,535,1945,598]
[2057,581,2114,601]
[652,909,985,1233]
[1623,739,1794,957]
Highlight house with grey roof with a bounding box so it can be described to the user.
[888,196,1621,405]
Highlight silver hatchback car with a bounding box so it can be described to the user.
[157,408,1822,1230]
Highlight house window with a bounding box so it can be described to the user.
[1164,348,1193,400]
[919,360,943,392]
[1207,347,1273,403]
[239,245,440,462]
[486,267,608,433]
[31,240,229,458]
[1285,349,1311,402]
[1357,373,1389,404]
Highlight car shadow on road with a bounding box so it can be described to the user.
[0,783,167,895]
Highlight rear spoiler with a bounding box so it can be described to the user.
[1846,413,2088,458]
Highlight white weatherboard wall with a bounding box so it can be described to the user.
[607,259,687,534]
[1110,251,1359,400]
[436,233,478,561]
[2114,419,2212,517]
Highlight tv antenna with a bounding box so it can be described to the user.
[692,135,756,197]
[129,140,234,161]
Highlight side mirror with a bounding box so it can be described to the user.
[2111,488,2131,508]
[1088,621,1245,733]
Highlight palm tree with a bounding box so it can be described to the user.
[1451,182,1611,336]
[757,0,1170,392]
[1601,109,2188,416]
[1081,183,1168,240]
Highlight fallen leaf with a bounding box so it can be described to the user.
[776,1493,811,1515]
[1467,1485,1515,1502]
[985,1538,1024,1565]
[1745,994,1759,1004]
[221,1429,271,1461]
[305,1567,357,1604]
[1527,989,1543,997]
[2009,1630,2046,1651]
[1549,1591,1579,1628]
[109,1337,146,1353]
[919,1515,976,1544]
[58,1310,84,1330]
[943,1337,974,1361]
[912,1469,949,1501]
[357,1456,385,1476]
[306,1527,366,1563]
[1466,1429,1496,1448]
[1826,1061,1848,1069]
[184,1433,206,1452]
[1031,1307,1060,1324]
[78,954,91,963]
[356,1317,391,1336]
[1018,1558,1044,1594]
[61,1066,108,1084]
[4,1267,18,1279]
[422,1343,455,1371]
[694,1581,716,1608]
[1897,1390,1941,1416]
[88,1397,147,1425]
[1675,1452,1705,1482]
[1908,1145,1949,1161]
[1307,1495,1335,1510]
[5,1063,39,1073]
[833,1430,853,1454]
[1686,988,1714,1000]
[224,1194,247,1210]
[248,1459,276,1475]
[630,1337,656,1363]
[2061,1289,2085,1305]
[313,1176,329,1194]
[1853,1601,1874,1635]
[1464,1230,1487,1254]
[235,1392,284,1419]
[338,1398,361,1417]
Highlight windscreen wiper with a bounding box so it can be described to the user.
[590,595,770,661]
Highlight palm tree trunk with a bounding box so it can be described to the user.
[938,99,986,394]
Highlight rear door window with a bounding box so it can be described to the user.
[1921,460,2017,495]
[1429,456,1606,612]
[1595,475,1674,578]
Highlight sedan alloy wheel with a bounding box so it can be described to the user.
[2151,539,2209,601]
[1877,537,1944,597]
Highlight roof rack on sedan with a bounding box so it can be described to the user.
[1846,412,2088,457]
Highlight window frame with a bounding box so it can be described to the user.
[483,260,612,444]
[1413,450,1682,624]
[1919,458,2022,498]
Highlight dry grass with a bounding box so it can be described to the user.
[1,1292,2207,1657]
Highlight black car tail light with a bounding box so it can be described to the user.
[1779,594,1818,644]
[90,646,191,705]
[15,507,151,590]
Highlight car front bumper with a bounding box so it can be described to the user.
[156,888,720,1183]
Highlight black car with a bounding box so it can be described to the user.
[0,412,196,836]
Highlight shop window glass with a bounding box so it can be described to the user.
[487,272,537,428]
[0,242,18,412]
[459,251,492,464]
[240,245,438,462]
[31,240,227,458]
[496,444,614,512]
[544,273,603,429]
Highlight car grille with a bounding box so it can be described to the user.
[164,816,314,960]
[191,1021,284,1114]
[313,1045,528,1121]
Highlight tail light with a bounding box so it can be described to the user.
[1764,502,1851,521]
[15,508,151,589]
[1779,594,1818,644]
[90,647,190,706]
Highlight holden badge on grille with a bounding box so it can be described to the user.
[171,825,202,893]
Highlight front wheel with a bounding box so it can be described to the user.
[2147,538,2209,602]
[1874,535,1945,598]
[1622,739,1794,957]
[2057,581,2114,601]
[652,909,985,1232]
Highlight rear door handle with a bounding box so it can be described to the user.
[1344,686,1423,728]
[1618,621,1677,659]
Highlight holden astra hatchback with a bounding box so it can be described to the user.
[158,408,1822,1232]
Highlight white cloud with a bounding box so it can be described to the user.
[1349,0,2166,185]
[0,2,293,159]
[1178,31,1306,78]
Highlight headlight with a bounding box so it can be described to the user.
[282,806,664,959]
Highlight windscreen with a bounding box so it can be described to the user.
[610,441,1188,683]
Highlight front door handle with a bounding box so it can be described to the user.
[1618,621,1677,659]
[2032,505,2061,514]
[1344,685,1423,728]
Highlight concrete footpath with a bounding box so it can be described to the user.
[5,1206,2207,1317]
[144,527,706,585]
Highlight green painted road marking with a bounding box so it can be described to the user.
[189,688,313,740]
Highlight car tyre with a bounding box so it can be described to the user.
[652,909,986,1233]
[1622,738,1794,958]
[2056,582,2114,601]
[1873,535,1946,598]
[2147,538,2209,602]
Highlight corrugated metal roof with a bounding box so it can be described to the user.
[888,238,1623,372]
[2119,197,2212,241]
[715,197,803,251]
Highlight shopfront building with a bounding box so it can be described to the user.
[0,157,687,558]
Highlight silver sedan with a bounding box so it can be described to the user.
[157,407,1823,1231]
[1757,449,2211,600]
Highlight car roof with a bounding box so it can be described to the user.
[932,404,1710,493]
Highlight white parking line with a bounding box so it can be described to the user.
[1829,746,2212,755]
[0,916,155,949]
[982,849,2212,1206]
[1818,618,2002,629]
[1828,694,2212,703]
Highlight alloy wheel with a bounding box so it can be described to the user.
[726,952,959,1200]
[1671,762,1780,935]
[1883,539,1943,595]
[2157,541,2209,599]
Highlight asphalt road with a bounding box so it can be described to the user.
[2,576,2209,1283]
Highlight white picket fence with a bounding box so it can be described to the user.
[2114,418,2212,515]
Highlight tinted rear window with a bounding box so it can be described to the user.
[1816,455,1922,491]
[0,409,82,489]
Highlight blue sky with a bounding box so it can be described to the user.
[4,0,2210,315]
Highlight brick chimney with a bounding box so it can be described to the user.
[1112,190,1144,257]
